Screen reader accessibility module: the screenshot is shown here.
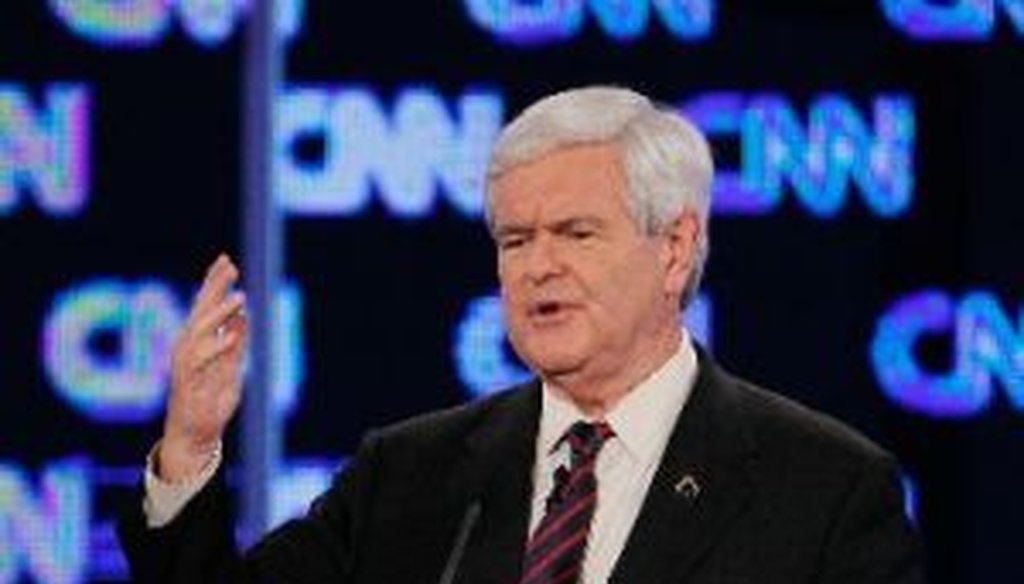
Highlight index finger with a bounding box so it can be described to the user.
[191,254,240,322]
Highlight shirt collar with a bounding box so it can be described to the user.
[538,330,698,462]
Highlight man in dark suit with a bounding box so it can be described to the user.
[119,86,925,583]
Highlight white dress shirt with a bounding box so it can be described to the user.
[145,334,698,584]
[529,334,697,584]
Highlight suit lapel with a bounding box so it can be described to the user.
[610,354,759,584]
[454,383,541,584]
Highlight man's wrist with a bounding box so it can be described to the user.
[155,436,222,484]
[144,440,222,528]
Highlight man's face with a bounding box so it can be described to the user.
[491,143,690,401]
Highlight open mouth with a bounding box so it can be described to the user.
[528,300,575,322]
[535,301,562,315]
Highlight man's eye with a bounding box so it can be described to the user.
[500,237,526,250]
[570,229,595,240]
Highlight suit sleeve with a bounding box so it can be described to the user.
[117,431,383,584]
[815,454,927,584]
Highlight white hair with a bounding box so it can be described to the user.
[485,86,714,307]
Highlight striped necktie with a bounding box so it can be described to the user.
[519,421,615,584]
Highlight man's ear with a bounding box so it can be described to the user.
[661,212,700,297]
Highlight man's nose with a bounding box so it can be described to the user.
[524,236,564,283]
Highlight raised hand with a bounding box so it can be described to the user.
[158,254,249,482]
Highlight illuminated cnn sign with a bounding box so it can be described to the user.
[42,279,305,423]
[463,0,714,44]
[277,87,916,221]
[881,0,1024,40]
[0,456,338,583]
[871,290,1023,417]
[48,0,304,47]
[685,93,915,218]
[0,460,89,584]
[0,84,90,217]
[277,86,504,218]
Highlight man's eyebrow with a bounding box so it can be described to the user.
[550,216,606,231]
[493,224,534,238]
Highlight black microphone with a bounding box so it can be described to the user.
[437,501,481,584]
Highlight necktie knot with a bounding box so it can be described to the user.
[563,421,614,466]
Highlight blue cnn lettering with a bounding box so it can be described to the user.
[685,92,914,218]
[956,293,1024,408]
[278,86,503,219]
[871,290,1023,418]
[43,280,184,423]
[0,84,90,217]
[0,460,90,584]
[881,0,1024,40]
[463,0,713,45]
[48,0,305,47]
[454,294,531,398]
[455,293,712,398]
[48,0,170,46]
[42,279,305,423]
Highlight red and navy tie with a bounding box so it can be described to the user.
[519,421,615,584]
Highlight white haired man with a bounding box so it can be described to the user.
[119,87,925,584]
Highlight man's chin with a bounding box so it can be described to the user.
[512,336,587,376]
[527,353,586,381]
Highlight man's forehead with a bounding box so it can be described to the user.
[488,142,630,230]
[490,143,623,194]
[491,182,631,223]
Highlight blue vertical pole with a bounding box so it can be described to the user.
[241,0,282,545]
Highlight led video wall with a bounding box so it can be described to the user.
[1,1,1022,583]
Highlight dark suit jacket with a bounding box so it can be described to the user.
[118,353,925,583]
